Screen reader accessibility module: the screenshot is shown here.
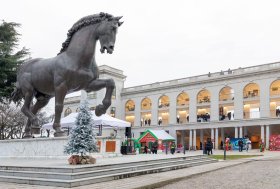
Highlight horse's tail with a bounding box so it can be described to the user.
[11,82,23,104]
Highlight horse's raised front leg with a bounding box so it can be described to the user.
[86,79,115,116]
[53,84,67,137]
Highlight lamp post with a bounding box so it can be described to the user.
[224,140,226,160]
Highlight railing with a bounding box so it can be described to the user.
[243,111,260,119]
[64,96,80,103]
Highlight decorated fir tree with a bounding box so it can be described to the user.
[64,101,98,157]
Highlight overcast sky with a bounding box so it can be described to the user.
[2,0,280,88]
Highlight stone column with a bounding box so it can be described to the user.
[169,93,177,124]
[232,83,244,120]
[266,125,270,149]
[193,129,196,150]
[239,127,243,138]
[260,79,271,118]
[211,128,214,141]
[235,127,238,138]
[200,129,204,143]
[151,95,159,125]
[189,130,193,150]
[210,87,220,121]
[261,125,265,142]
[134,98,141,127]
[188,91,197,123]
[215,128,219,149]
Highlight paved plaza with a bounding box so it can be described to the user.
[160,156,280,189]
[0,150,279,189]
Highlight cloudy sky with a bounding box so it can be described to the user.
[2,0,280,88]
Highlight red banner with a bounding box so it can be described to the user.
[269,135,280,151]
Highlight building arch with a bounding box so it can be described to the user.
[141,98,152,110]
[141,97,152,126]
[176,92,190,123]
[197,89,211,122]
[125,100,135,126]
[243,83,260,119]
[219,86,234,121]
[64,107,72,117]
[158,95,170,108]
[125,100,135,112]
[158,95,170,125]
[270,80,280,117]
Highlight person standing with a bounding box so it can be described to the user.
[246,138,251,152]
[171,142,176,154]
[206,139,212,155]
[152,140,158,154]
[144,145,148,154]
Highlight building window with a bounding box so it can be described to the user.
[112,88,116,100]
[64,108,72,117]
[110,107,116,117]
[125,100,135,112]
[87,92,97,99]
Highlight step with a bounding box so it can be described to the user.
[0,157,217,187]
[0,155,207,173]
[0,156,207,180]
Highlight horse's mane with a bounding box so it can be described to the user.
[58,12,113,54]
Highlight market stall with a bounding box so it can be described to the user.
[137,129,175,153]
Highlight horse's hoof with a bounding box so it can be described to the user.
[54,131,67,137]
[95,105,105,116]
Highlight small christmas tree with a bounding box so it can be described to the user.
[64,101,98,157]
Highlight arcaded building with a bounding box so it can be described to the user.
[63,62,280,149]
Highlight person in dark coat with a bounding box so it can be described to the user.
[238,139,244,152]
[152,140,158,154]
[170,142,176,154]
[206,139,213,155]
[144,145,148,154]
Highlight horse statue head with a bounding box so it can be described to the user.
[97,16,123,54]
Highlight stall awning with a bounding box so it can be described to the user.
[42,111,130,130]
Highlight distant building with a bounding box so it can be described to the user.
[64,62,280,150]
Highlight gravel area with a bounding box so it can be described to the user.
[159,157,280,189]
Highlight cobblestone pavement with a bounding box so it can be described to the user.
[159,156,280,189]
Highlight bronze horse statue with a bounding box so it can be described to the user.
[11,13,123,138]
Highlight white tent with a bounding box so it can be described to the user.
[42,111,131,130]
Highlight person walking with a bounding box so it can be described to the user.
[246,139,251,152]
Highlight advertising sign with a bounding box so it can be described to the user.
[230,138,247,150]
